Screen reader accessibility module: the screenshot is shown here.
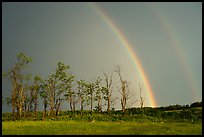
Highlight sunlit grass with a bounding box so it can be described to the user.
[2,120,202,135]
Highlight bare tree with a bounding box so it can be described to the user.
[114,65,135,113]
[139,83,145,109]
[115,65,126,112]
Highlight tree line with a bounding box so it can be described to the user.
[3,52,142,120]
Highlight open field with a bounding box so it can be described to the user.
[2,105,202,135]
[2,120,202,135]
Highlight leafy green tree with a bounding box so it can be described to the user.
[76,80,86,113]
[65,89,75,112]
[94,77,103,113]
[39,79,48,119]
[29,75,43,119]
[46,74,56,117]
[85,82,95,112]
[23,74,33,117]
[54,62,74,116]
[44,61,74,117]
[2,52,32,119]
[102,71,113,113]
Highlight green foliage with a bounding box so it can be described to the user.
[2,106,202,123]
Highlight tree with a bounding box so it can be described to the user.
[54,62,74,116]
[2,52,32,119]
[23,74,33,117]
[29,75,43,119]
[139,83,145,109]
[39,79,48,119]
[85,82,95,111]
[77,80,86,113]
[46,74,56,117]
[102,70,113,113]
[114,65,134,113]
[94,77,103,113]
[65,89,74,112]
[62,67,75,113]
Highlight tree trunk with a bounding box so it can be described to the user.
[12,91,16,120]
[34,97,38,120]
[73,96,76,113]
[107,94,111,113]
[81,97,84,113]
[43,97,47,119]
[69,96,73,111]
[19,86,24,118]
[98,95,101,113]
[56,101,60,116]
[90,93,93,111]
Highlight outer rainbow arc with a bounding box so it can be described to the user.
[90,3,157,107]
[148,3,199,102]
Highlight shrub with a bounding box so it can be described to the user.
[190,102,202,108]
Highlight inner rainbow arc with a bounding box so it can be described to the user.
[90,3,157,107]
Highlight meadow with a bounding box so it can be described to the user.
[2,120,202,135]
[2,105,202,135]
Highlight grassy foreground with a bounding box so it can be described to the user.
[2,120,202,135]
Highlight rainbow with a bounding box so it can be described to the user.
[90,3,157,107]
[148,3,199,101]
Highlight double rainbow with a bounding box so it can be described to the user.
[90,3,157,107]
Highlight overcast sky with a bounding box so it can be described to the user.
[2,2,202,112]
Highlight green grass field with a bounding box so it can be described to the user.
[2,120,202,135]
